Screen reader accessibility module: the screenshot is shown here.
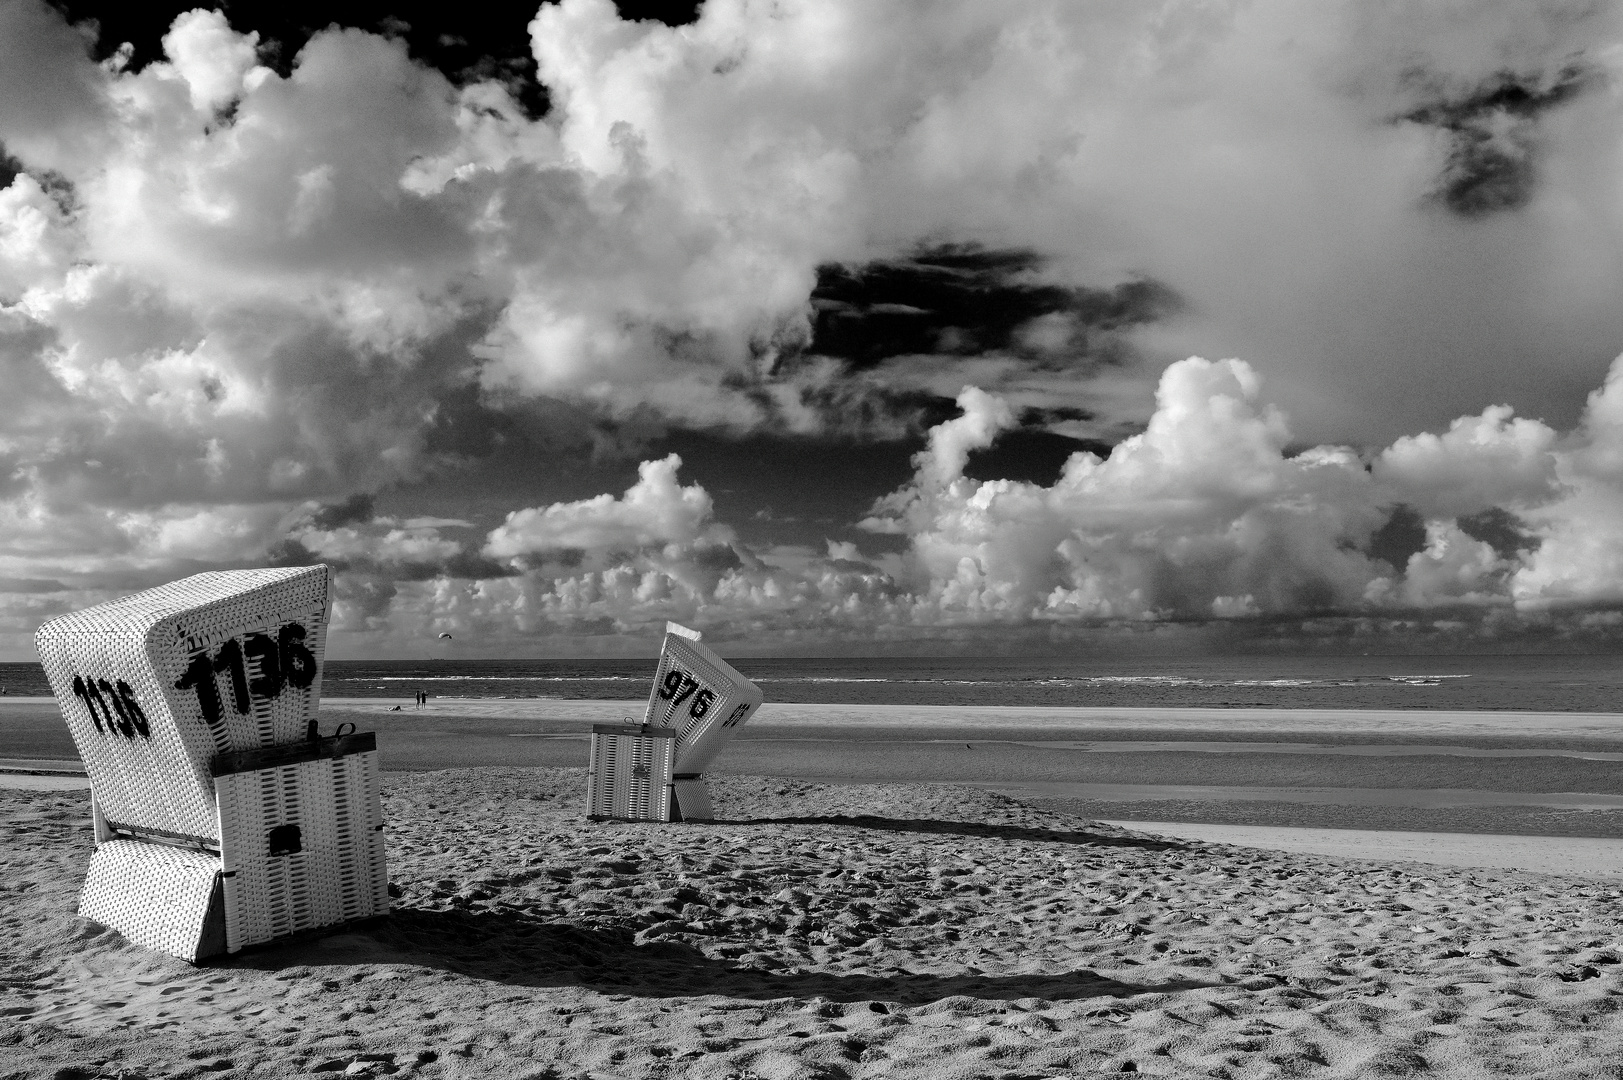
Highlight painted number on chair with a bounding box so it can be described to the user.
[70,675,152,739]
[174,622,318,730]
[657,667,716,720]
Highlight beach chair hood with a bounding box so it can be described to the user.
[640,622,764,774]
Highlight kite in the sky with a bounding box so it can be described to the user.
[438,633,453,639]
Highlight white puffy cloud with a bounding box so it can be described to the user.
[2,1,1623,653]
[321,355,1623,653]
[862,359,1390,623]
[1510,362,1623,608]
[1395,522,1513,608]
[9,344,1623,655]
[485,454,723,559]
[519,0,1623,441]
[159,9,266,114]
[8,0,1613,445]
[1376,405,1562,519]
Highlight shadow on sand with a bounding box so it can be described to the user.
[226,905,1220,1003]
[219,811,1199,1002]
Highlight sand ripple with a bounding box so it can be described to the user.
[3,770,1623,1078]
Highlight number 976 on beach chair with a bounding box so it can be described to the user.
[35,566,388,963]
[587,623,764,822]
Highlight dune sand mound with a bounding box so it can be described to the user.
[4,768,1623,1078]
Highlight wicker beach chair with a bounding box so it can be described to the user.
[35,566,388,962]
[587,623,764,822]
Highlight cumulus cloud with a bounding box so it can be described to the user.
[160,9,264,114]
[244,354,1623,654]
[1508,365,1623,609]
[386,455,902,647]
[485,454,722,560]
[861,360,1389,623]
[850,354,1623,634]
[1375,406,1562,519]
[2,0,1623,653]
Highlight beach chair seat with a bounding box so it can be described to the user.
[35,566,389,962]
[78,841,227,961]
[586,623,764,822]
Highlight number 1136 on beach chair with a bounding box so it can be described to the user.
[587,622,764,822]
[35,566,389,963]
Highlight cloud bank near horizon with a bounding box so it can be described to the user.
[14,353,1623,654]
[268,353,1623,652]
[2,0,1623,654]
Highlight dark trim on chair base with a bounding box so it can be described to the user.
[211,732,377,777]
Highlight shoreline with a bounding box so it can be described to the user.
[10,693,1623,729]
[13,698,1623,870]
[322,697,1623,741]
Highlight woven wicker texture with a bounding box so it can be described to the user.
[78,839,225,963]
[587,730,677,821]
[639,624,765,774]
[42,566,387,961]
[36,566,331,841]
[215,749,388,953]
[670,777,714,821]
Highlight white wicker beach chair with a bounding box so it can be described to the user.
[35,566,388,962]
[586,623,764,822]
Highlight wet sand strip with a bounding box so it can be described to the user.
[1096,819,1623,876]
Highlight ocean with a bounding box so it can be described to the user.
[6,654,1622,711]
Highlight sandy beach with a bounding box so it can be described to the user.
[11,697,1623,1074]
[6,768,1623,1078]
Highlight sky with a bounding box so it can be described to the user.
[3,0,1623,659]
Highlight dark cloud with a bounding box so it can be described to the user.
[1458,506,1538,562]
[0,144,19,189]
[1366,503,1428,572]
[420,386,635,474]
[0,576,67,594]
[964,427,1112,488]
[748,368,962,439]
[420,382,516,462]
[1401,65,1594,216]
[653,430,921,549]
[441,550,520,580]
[270,526,519,584]
[506,548,587,573]
[333,570,396,621]
[690,542,744,574]
[386,559,474,583]
[265,538,320,567]
[614,1,702,24]
[309,492,375,530]
[809,244,1179,368]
